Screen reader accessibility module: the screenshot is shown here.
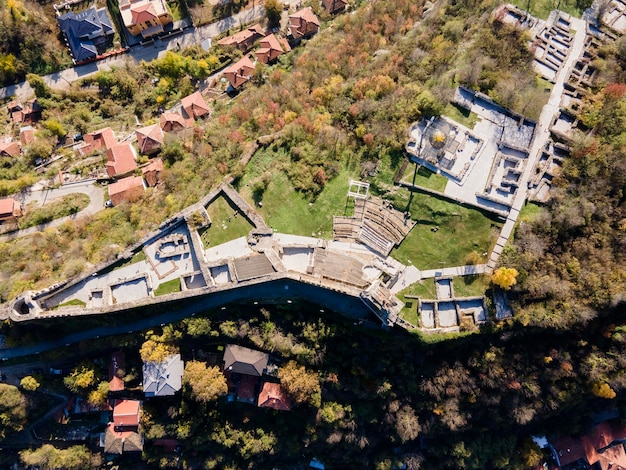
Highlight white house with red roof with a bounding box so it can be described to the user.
[119,0,172,38]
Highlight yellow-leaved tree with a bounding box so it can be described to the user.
[491,267,519,290]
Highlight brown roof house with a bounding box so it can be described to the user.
[136,123,164,155]
[109,351,125,393]
[217,24,265,52]
[0,197,21,224]
[0,140,20,158]
[108,176,146,206]
[78,127,116,156]
[143,353,183,397]
[255,34,291,64]
[159,112,187,132]
[223,344,269,403]
[8,99,41,125]
[181,91,210,121]
[322,0,348,14]
[223,56,256,90]
[19,126,34,147]
[258,382,291,411]
[553,421,626,469]
[102,399,143,455]
[289,8,320,40]
[106,142,138,178]
[142,158,164,187]
[119,0,172,38]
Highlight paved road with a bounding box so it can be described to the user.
[0,179,104,242]
[0,4,266,101]
[0,278,370,360]
[486,15,588,273]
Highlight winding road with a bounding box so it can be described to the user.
[0,179,104,242]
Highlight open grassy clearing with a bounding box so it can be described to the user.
[396,280,436,325]
[240,167,356,239]
[200,196,254,248]
[154,277,181,296]
[391,189,502,269]
[401,164,448,192]
[19,194,90,229]
[508,0,586,20]
[453,274,490,297]
[442,103,479,129]
[518,201,545,224]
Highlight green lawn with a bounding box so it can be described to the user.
[58,298,87,308]
[402,164,448,193]
[508,0,586,19]
[19,194,90,229]
[442,103,479,129]
[391,191,502,269]
[200,196,254,248]
[240,168,356,239]
[518,201,544,224]
[396,280,437,326]
[453,275,489,297]
[154,278,181,296]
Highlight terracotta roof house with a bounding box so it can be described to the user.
[57,7,115,63]
[217,24,265,52]
[112,399,141,429]
[109,351,125,392]
[258,382,291,411]
[181,91,210,120]
[322,0,348,14]
[255,34,291,64]
[289,8,320,39]
[19,126,34,147]
[0,198,21,224]
[0,140,20,158]
[79,127,116,156]
[119,0,172,38]
[142,158,164,187]
[108,176,146,206]
[160,112,187,132]
[106,142,138,178]
[142,353,183,397]
[223,344,268,377]
[552,421,626,469]
[136,123,164,155]
[9,99,40,125]
[222,56,256,89]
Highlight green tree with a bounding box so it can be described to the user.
[63,362,98,393]
[183,361,228,403]
[278,360,321,407]
[140,339,179,363]
[26,73,50,98]
[20,444,101,470]
[264,0,282,28]
[0,384,27,438]
[20,375,40,391]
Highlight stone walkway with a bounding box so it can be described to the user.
[486,14,588,273]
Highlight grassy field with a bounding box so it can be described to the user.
[453,274,490,297]
[19,194,90,229]
[442,103,479,129]
[508,0,586,19]
[240,168,356,239]
[518,201,545,224]
[154,278,181,296]
[402,164,448,192]
[200,196,254,248]
[391,190,502,269]
[57,299,87,308]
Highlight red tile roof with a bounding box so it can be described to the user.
[136,124,164,154]
[181,91,210,120]
[0,198,20,219]
[553,435,586,467]
[255,34,290,64]
[142,158,164,187]
[19,126,34,146]
[106,142,137,177]
[223,56,256,89]
[598,444,626,470]
[217,24,265,51]
[108,176,145,205]
[113,399,141,428]
[258,382,291,411]
[289,8,320,39]
[159,112,187,131]
[0,140,21,157]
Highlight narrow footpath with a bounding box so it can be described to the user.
[486,16,588,273]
